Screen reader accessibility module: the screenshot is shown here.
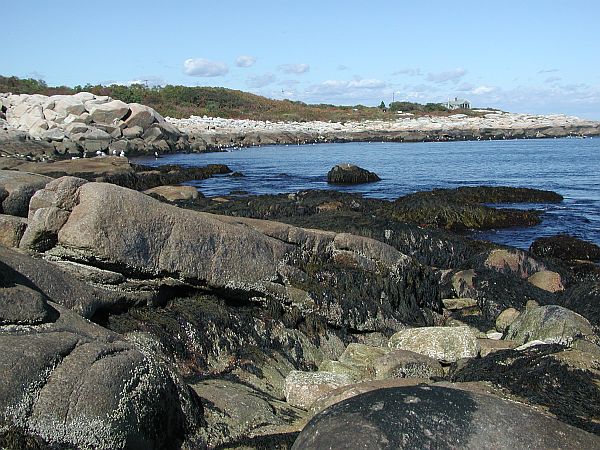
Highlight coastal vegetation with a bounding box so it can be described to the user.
[0,74,479,122]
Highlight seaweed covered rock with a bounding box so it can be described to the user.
[506,304,596,346]
[392,186,562,231]
[0,291,204,449]
[451,344,600,434]
[12,157,231,191]
[530,234,600,262]
[293,385,600,449]
[327,163,380,185]
[442,264,559,330]
[560,281,600,327]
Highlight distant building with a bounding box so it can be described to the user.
[445,97,471,110]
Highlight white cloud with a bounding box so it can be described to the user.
[544,76,562,84]
[472,85,495,95]
[278,63,310,74]
[538,68,559,74]
[337,64,349,70]
[278,79,301,87]
[427,68,466,83]
[183,58,229,77]
[393,68,422,77]
[246,73,276,88]
[236,55,256,68]
[348,79,387,89]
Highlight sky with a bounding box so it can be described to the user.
[4,0,600,119]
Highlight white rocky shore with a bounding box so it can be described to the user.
[0,92,189,159]
[169,110,600,149]
[1,92,599,160]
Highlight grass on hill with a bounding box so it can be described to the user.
[0,75,485,122]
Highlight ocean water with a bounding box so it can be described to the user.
[133,137,600,250]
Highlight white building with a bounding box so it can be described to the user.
[446,97,471,110]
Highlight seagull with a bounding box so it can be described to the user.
[120,150,126,157]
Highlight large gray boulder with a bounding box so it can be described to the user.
[284,371,353,410]
[506,304,596,346]
[0,283,55,325]
[0,214,27,248]
[292,385,600,449]
[0,170,53,217]
[88,100,130,124]
[373,349,444,379]
[388,326,480,363]
[124,103,160,129]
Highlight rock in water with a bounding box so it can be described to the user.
[327,163,381,185]
[530,234,600,262]
[292,385,600,449]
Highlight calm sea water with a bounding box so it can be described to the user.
[133,138,600,249]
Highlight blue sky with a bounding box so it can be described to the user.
[4,1,600,118]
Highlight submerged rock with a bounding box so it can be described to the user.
[293,385,600,449]
[327,163,380,185]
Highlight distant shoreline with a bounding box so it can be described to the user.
[169,112,600,152]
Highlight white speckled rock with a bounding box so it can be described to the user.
[284,370,353,410]
[506,305,595,346]
[388,326,480,363]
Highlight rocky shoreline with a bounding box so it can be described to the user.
[0,153,599,449]
[1,92,600,160]
[170,111,600,151]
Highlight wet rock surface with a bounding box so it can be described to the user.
[10,156,231,191]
